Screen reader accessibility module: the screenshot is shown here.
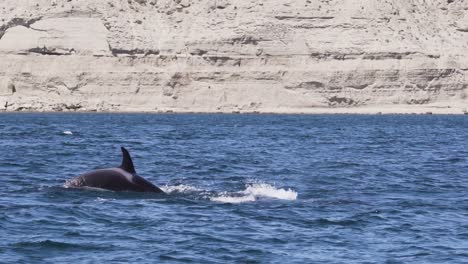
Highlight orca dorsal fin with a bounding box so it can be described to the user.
[120,147,136,173]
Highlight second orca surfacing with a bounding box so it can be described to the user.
[65,147,164,193]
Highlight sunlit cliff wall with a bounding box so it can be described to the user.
[0,0,467,112]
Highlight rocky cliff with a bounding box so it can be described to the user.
[0,0,467,113]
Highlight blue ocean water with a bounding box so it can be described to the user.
[1,113,468,263]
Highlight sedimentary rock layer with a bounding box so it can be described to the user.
[0,0,467,113]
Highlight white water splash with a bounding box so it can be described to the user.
[95,197,115,202]
[64,181,297,204]
[62,130,73,135]
[161,184,202,194]
[211,183,298,204]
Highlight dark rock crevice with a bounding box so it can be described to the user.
[0,17,42,40]
[28,47,74,56]
[275,15,334,20]
[52,103,83,111]
[327,96,359,107]
[111,48,160,56]
[108,43,159,57]
[309,51,440,61]
[229,35,263,45]
[285,81,325,90]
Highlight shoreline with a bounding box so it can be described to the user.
[1,106,467,115]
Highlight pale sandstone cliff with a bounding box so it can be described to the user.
[0,0,467,113]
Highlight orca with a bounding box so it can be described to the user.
[65,147,164,193]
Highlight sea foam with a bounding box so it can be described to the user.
[211,183,298,204]
[161,184,202,194]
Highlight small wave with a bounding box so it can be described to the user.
[63,179,75,189]
[211,194,257,203]
[315,218,360,226]
[12,240,103,250]
[62,130,73,135]
[162,184,202,194]
[95,197,115,202]
[211,183,298,204]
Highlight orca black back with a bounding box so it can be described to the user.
[65,147,164,193]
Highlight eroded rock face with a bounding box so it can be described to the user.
[0,0,467,113]
[0,77,13,95]
[0,17,109,55]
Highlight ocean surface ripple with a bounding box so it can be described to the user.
[1,113,468,263]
